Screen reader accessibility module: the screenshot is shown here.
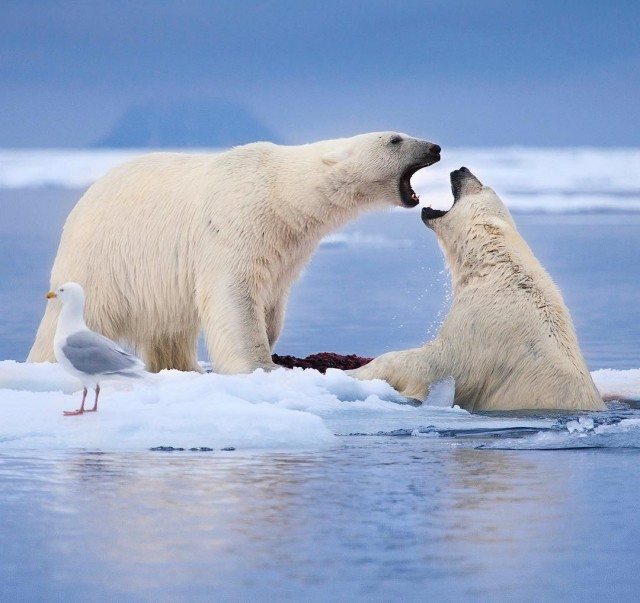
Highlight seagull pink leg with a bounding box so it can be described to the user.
[64,387,88,416]
[85,384,100,413]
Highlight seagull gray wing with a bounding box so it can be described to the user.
[62,331,142,376]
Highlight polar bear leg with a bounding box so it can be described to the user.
[198,284,278,374]
[347,346,440,401]
[265,298,287,349]
[26,302,59,362]
[143,328,202,373]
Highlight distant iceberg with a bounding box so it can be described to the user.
[97,99,279,148]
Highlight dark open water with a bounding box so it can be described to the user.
[1,188,640,602]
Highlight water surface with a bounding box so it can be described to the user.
[2,443,639,603]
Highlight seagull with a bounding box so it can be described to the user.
[47,282,147,416]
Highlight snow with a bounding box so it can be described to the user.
[1,361,639,452]
[1,147,640,213]
[0,360,412,451]
[591,368,640,400]
[0,149,150,189]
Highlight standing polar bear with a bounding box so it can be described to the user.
[349,167,606,412]
[29,132,441,373]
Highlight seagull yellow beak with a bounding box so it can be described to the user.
[46,291,57,299]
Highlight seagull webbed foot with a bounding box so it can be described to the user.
[63,409,85,416]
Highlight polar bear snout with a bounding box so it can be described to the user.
[450,167,483,201]
[424,142,441,157]
[415,142,441,168]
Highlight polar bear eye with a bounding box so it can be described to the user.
[389,135,402,145]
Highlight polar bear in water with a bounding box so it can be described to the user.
[28,132,440,374]
[349,167,606,412]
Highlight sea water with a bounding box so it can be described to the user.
[1,149,640,602]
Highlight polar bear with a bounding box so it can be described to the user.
[28,132,441,374]
[349,167,606,412]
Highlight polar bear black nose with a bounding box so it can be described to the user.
[429,143,441,155]
[452,166,476,180]
[450,167,483,200]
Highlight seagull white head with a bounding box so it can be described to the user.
[47,282,86,311]
[47,283,84,326]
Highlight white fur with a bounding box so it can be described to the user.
[349,172,606,412]
[29,132,439,374]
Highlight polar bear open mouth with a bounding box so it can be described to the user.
[399,160,439,208]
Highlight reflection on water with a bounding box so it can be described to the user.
[2,443,639,602]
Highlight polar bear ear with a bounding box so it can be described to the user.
[321,144,353,166]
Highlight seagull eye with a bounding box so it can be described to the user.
[60,288,64,292]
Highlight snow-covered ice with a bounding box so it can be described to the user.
[0,148,223,189]
[1,360,639,452]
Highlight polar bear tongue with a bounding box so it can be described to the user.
[450,167,483,201]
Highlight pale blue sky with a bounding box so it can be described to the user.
[2,0,638,146]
